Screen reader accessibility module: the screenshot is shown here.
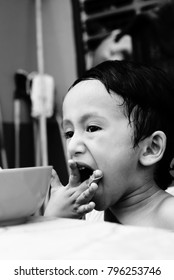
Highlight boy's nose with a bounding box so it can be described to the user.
[67,134,86,157]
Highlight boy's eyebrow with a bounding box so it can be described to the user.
[62,113,105,128]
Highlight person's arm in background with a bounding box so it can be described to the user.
[92,29,132,66]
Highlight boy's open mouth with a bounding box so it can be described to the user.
[77,164,93,182]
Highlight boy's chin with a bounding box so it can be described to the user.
[93,197,107,211]
[92,184,107,211]
[94,205,104,211]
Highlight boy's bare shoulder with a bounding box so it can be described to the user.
[157,194,174,229]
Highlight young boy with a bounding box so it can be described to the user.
[45,60,174,230]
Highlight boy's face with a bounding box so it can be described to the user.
[62,80,140,210]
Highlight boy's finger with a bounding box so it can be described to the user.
[68,159,81,187]
[76,182,98,204]
[72,170,102,200]
[50,169,62,191]
[76,201,95,214]
[88,170,103,185]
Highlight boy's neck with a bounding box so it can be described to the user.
[117,180,160,207]
[109,181,169,226]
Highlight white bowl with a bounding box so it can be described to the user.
[0,166,52,225]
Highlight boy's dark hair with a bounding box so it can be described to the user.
[70,60,174,190]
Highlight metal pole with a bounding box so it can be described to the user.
[35,0,48,166]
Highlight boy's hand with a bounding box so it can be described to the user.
[44,160,103,219]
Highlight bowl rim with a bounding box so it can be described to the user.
[0,166,53,173]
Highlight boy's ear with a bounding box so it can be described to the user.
[139,131,166,166]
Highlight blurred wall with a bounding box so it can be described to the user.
[0,0,77,122]
[42,0,77,115]
[0,0,36,122]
